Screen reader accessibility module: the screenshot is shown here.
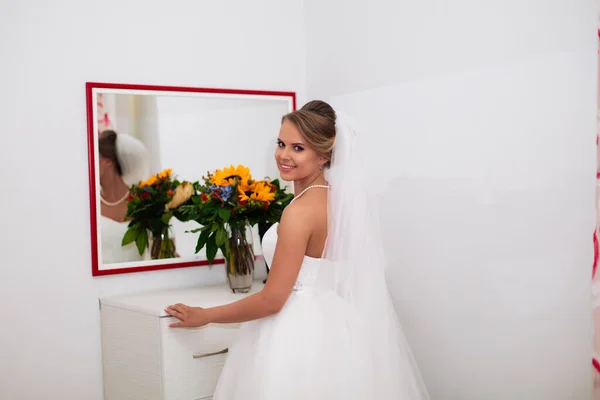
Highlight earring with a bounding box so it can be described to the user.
[319,164,323,171]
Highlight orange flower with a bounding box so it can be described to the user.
[140,174,157,187]
[210,164,252,186]
[237,185,250,203]
[158,168,173,180]
[250,181,275,205]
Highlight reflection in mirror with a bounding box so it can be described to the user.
[87,83,295,275]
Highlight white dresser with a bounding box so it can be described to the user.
[99,282,264,400]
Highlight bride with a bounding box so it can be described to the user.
[98,130,150,264]
[165,101,430,399]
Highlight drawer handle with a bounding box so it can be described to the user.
[192,348,229,359]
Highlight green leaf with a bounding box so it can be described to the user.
[215,226,227,247]
[122,226,139,246]
[203,203,220,215]
[218,207,231,222]
[161,211,173,224]
[219,244,229,262]
[195,229,210,254]
[186,224,212,234]
[192,196,201,205]
[210,223,219,233]
[135,229,148,256]
[206,233,218,262]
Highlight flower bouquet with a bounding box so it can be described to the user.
[175,164,293,292]
[122,168,194,259]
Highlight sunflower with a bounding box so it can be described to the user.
[140,174,158,187]
[157,168,173,180]
[237,178,255,193]
[210,164,252,186]
[250,181,276,204]
[237,185,250,204]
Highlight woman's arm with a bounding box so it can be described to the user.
[165,204,312,328]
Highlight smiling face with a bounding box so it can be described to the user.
[275,119,326,182]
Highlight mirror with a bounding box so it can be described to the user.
[86,82,296,276]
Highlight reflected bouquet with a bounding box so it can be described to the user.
[122,168,194,259]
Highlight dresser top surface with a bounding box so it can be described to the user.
[100,281,264,317]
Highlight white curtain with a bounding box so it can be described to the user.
[96,92,117,134]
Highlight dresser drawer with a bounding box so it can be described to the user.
[100,283,263,399]
[160,318,240,399]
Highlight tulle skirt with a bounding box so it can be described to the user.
[213,289,428,400]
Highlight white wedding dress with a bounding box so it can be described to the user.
[212,221,428,399]
[100,216,147,264]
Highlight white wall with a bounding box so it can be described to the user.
[2,0,596,398]
[156,99,290,184]
[304,0,597,399]
[0,1,305,399]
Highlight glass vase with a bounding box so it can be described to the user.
[150,226,176,259]
[226,221,255,293]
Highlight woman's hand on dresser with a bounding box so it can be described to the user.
[164,303,209,328]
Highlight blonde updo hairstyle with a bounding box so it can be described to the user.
[282,100,337,168]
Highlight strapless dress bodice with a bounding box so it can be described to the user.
[261,223,321,293]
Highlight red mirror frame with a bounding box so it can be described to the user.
[86,82,296,276]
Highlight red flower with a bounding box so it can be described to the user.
[141,192,150,199]
[167,189,174,196]
[201,194,208,201]
[239,199,247,206]
[127,194,134,201]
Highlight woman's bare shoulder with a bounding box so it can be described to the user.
[280,192,327,228]
[280,200,314,226]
